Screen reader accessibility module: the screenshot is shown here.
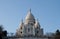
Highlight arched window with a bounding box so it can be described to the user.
[28,28,30,32]
[37,31,39,33]
[20,27,22,30]
[20,32,22,34]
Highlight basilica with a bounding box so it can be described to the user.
[4,9,54,39]
[16,9,43,37]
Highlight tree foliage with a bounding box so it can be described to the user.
[55,29,60,39]
[0,25,3,31]
[0,25,7,39]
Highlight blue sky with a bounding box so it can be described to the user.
[0,0,60,34]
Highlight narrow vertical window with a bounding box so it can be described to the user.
[20,27,22,30]
[28,28,30,32]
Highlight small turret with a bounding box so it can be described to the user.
[16,19,24,36]
[35,19,40,28]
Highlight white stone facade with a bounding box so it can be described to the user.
[16,9,43,37]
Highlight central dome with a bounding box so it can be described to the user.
[25,9,35,24]
[25,9,35,20]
